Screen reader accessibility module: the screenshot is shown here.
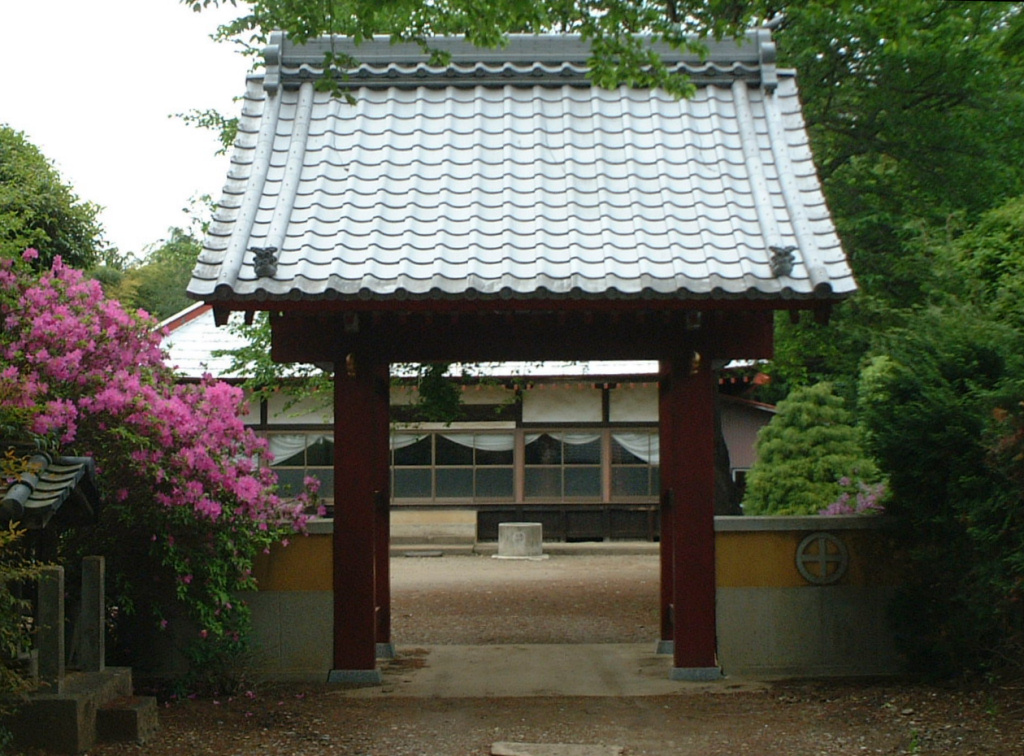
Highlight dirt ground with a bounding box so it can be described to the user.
[60,554,1024,755]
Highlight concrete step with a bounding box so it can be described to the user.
[5,667,154,754]
[97,695,160,744]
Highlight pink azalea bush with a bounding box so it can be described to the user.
[819,476,888,516]
[0,252,306,685]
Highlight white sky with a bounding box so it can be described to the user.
[1,0,251,258]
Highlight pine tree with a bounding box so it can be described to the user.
[742,383,880,516]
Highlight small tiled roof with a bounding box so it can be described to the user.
[159,303,249,379]
[0,450,99,530]
[188,30,854,306]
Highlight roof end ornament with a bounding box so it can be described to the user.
[769,245,796,278]
[264,31,285,94]
[755,27,778,93]
[251,246,280,279]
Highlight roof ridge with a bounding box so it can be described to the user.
[262,29,777,93]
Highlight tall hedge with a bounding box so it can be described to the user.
[858,308,1024,675]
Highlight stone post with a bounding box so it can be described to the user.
[79,556,105,672]
[37,566,65,692]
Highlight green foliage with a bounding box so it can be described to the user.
[764,1,1024,394]
[0,524,41,720]
[212,311,334,406]
[953,195,1024,332]
[0,446,48,723]
[174,109,240,157]
[0,126,108,270]
[742,383,880,516]
[776,1,1024,301]
[408,363,464,424]
[858,307,1024,675]
[189,0,769,98]
[110,228,201,320]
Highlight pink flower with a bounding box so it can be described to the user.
[21,248,39,261]
[0,257,309,662]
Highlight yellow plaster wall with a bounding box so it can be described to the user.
[255,526,898,592]
[254,534,333,592]
[715,529,899,588]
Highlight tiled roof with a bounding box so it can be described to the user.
[188,31,854,305]
[0,450,99,530]
[159,303,249,379]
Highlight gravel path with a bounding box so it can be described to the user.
[390,553,660,645]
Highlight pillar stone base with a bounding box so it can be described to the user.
[655,640,674,655]
[375,643,396,660]
[671,666,724,682]
[327,669,382,687]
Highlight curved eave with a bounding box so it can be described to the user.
[190,283,854,311]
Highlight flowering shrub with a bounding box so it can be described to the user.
[819,477,887,516]
[0,251,307,685]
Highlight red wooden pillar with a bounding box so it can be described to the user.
[329,352,388,685]
[658,488,675,650]
[372,360,393,658]
[657,361,676,653]
[659,352,721,680]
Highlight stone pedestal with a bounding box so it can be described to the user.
[494,523,547,560]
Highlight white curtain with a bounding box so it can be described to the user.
[440,433,516,452]
[611,432,660,465]
[269,430,659,464]
[523,432,604,447]
[390,433,426,451]
[268,434,330,464]
[554,432,602,446]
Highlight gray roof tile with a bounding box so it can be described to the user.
[0,451,99,529]
[189,31,855,305]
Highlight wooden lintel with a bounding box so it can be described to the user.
[271,308,775,364]
[699,310,774,360]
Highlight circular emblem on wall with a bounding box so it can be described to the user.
[795,532,849,585]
